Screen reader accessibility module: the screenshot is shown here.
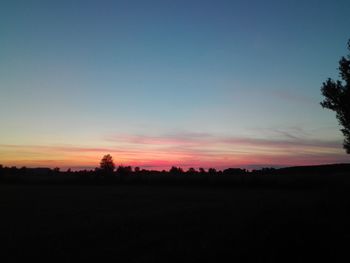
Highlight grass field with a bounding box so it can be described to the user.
[1,183,349,262]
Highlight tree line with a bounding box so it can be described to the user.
[1,155,350,188]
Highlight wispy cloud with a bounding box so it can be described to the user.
[107,131,342,149]
[272,89,317,106]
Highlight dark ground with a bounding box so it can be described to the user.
[1,183,349,262]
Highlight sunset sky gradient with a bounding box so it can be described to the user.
[1,0,350,170]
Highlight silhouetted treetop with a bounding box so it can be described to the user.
[321,39,350,154]
[100,154,115,172]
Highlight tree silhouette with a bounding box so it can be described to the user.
[186,167,197,176]
[100,154,115,173]
[116,165,132,177]
[169,166,183,175]
[208,168,217,176]
[321,39,350,154]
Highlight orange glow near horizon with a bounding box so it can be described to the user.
[0,132,348,170]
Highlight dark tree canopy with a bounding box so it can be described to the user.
[321,39,350,154]
[100,154,115,172]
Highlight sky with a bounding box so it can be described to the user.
[1,0,350,170]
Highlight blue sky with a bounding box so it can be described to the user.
[1,0,349,169]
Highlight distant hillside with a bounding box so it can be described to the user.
[276,163,350,175]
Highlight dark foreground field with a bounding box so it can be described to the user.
[1,183,349,262]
